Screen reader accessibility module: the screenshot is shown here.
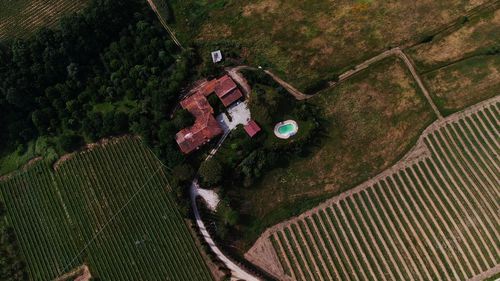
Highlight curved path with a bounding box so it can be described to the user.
[190,180,260,281]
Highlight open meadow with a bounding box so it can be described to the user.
[0,137,213,281]
[0,0,88,40]
[247,97,500,281]
[169,0,491,91]
[407,3,500,114]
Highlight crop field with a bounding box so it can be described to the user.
[0,0,88,40]
[246,97,500,280]
[407,3,500,114]
[236,56,436,245]
[169,0,490,91]
[0,137,213,281]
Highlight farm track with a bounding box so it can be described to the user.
[246,96,500,281]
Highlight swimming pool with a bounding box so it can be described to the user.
[274,120,298,139]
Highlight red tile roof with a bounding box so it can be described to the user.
[219,88,243,107]
[175,92,223,154]
[176,75,245,153]
[244,120,261,137]
[215,75,237,98]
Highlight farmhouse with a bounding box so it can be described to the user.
[175,92,223,154]
[175,75,246,154]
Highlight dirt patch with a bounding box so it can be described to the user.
[53,264,91,281]
[245,236,290,280]
[198,22,232,40]
[242,0,280,17]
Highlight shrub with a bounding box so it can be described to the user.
[199,158,223,187]
[59,133,84,152]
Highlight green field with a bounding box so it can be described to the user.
[249,99,500,281]
[0,0,88,40]
[0,137,213,281]
[423,54,500,115]
[168,0,489,91]
[407,4,500,114]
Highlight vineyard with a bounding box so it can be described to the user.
[0,137,213,280]
[247,96,500,281]
[0,0,88,39]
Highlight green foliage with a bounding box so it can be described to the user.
[58,133,83,153]
[0,200,28,281]
[0,138,212,280]
[199,158,223,187]
[0,0,197,173]
[215,199,239,239]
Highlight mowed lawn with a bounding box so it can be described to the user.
[169,0,489,91]
[0,137,213,281]
[407,5,500,114]
[237,57,437,246]
[0,0,88,40]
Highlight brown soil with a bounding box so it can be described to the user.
[53,264,91,281]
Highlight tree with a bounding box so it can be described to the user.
[59,133,83,152]
[0,201,5,217]
[172,164,194,182]
[198,159,223,187]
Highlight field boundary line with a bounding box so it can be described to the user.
[57,165,163,276]
[146,0,183,49]
[469,264,500,281]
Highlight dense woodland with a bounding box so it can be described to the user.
[0,0,197,279]
[0,0,194,168]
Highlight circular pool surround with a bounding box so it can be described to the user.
[274,120,298,139]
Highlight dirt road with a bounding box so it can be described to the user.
[190,180,260,281]
[146,0,183,49]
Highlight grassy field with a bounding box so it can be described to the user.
[234,56,436,247]
[168,0,489,91]
[407,5,500,72]
[248,98,500,281]
[423,55,500,115]
[0,0,88,40]
[0,137,213,281]
[406,4,500,114]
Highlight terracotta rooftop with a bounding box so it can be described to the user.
[175,75,245,154]
[175,93,223,154]
[244,120,261,137]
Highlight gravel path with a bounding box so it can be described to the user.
[190,180,259,281]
